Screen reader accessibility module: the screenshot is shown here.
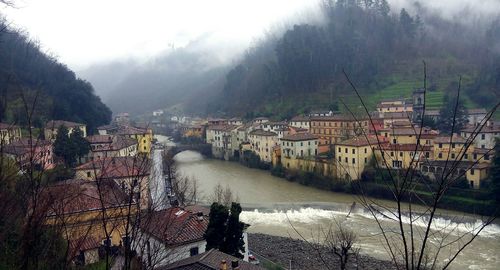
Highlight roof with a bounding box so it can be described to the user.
[207,125,236,132]
[381,112,411,119]
[336,135,386,147]
[45,120,85,129]
[248,129,277,137]
[162,249,264,270]
[86,135,114,144]
[75,156,151,178]
[467,108,487,115]
[461,124,500,133]
[310,115,368,121]
[425,160,490,169]
[290,115,310,122]
[434,134,467,144]
[379,144,432,151]
[41,179,130,216]
[141,207,208,247]
[115,125,149,136]
[281,133,318,141]
[0,122,19,130]
[379,127,438,137]
[254,117,268,120]
[3,139,51,156]
[68,236,100,260]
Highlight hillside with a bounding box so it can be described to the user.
[0,17,112,131]
[208,1,500,119]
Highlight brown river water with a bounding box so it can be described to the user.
[156,136,500,269]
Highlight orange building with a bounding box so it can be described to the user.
[310,115,369,148]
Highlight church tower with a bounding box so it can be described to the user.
[412,88,425,122]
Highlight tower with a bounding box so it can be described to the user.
[412,88,425,122]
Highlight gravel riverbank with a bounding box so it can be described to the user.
[248,233,396,270]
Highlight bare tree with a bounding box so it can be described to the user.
[210,183,238,207]
[337,64,499,270]
[323,221,359,270]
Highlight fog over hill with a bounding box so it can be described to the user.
[74,0,500,116]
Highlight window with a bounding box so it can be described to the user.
[393,139,397,144]
[364,157,367,163]
[352,158,356,164]
[345,148,348,153]
[438,153,442,158]
[464,154,468,159]
[390,152,394,157]
[473,153,478,160]
[190,247,199,256]
[338,147,341,153]
[345,157,348,163]
[470,169,475,175]
[364,148,367,154]
[87,171,91,178]
[451,153,455,159]
[439,143,443,148]
[352,149,355,154]
[481,134,485,140]
[481,145,485,149]
[452,143,456,148]
[485,154,490,160]
[399,152,403,157]
[338,156,341,162]
[425,152,430,158]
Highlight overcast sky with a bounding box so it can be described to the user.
[1,0,499,70]
[0,0,322,69]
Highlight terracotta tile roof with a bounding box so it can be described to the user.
[162,249,264,270]
[45,120,85,129]
[248,129,277,137]
[86,135,114,144]
[207,125,236,132]
[290,115,310,122]
[337,135,387,147]
[281,133,318,141]
[379,127,438,136]
[115,125,149,135]
[3,139,51,156]
[434,134,467,144]
[141,207,208,247]
[75,156,150,178]
[42,179,130,216]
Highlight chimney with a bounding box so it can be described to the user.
[231,259,239,270]
[220,260,227,270]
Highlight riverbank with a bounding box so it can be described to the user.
[248,233,395,270]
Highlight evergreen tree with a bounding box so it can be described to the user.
[437,94,468,134]
[490,139,500,204]
[70,128,90,161]
[53,126,76,167]
[204,203,229,250]
[221,203,245,258]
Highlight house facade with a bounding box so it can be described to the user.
[248,129,278,163]
[44,120,87,141]
[0,123,22,145]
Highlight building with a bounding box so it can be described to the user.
[207,118,228,126]
[180,124,205,139]
[376,98,413,113]
[135,207,209,268]
[162,249,263,270]
[261,121,288,133]
[308,110,333,117]
[420,161,489,189]
[378,126,438,146]
[466,108,488,126]
[433,134,472,161]
[335,135,385,180]
[289,116,310,130]
[99,124,153,156]
[375,143,432,170]
[252,117,269,124]
[4,138,55,170]
[82,135,138,162]
[461,122,500,150]
[412,88,425,121]
[44,120,87,141]
[114,112,130,124]
[0,123,22,145]
[75,156,151,210]
[228,118,243,126]
[248,129,278,163]
[310,115,369,146]
[153,110,164,117]
[206,125,236,160]
[280,133,318,159]
[42,179,137,265]
[380,112,412,128]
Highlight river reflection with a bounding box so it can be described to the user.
[174,150,500,269]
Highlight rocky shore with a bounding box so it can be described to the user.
[248,233,396,270]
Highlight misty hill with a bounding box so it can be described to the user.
[0,18,112,131]
[209,0,500,119]
[80,36,242,116]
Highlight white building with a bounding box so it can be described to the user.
[152,110,164,117]
[280,133,318,159]
[206,125,236,159]
[135,207,208,269]
[467,108,488,126]
[289,116,310,130]
[461,123,500,149]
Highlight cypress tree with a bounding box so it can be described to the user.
[221,203,245,258]
[204,203,229,250]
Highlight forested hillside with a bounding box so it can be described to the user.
[0,17,112,132]
[210,0,500,119]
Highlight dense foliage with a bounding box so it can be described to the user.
[212,0,500,118]
[0,16,112,131]
[53,126,90,167]
[204,202,245,258]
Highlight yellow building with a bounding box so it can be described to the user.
[98,124,153,157]
[44,120,87,141]
[375,144,432,170]
[0,123,22,145]
[433,134,473,161]
[420,161,489,189]
[42,179,138,265]
[248,129,279,163]
[378,127,438,146]
[335,135,383,180]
